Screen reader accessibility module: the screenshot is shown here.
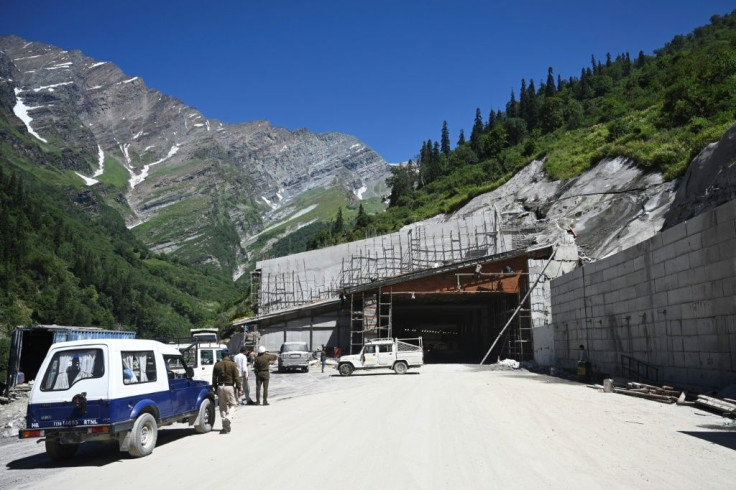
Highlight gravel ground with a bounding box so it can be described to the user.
[2,364,735,489]
[0,387,29,439]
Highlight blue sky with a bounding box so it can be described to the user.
[1,1,733,163]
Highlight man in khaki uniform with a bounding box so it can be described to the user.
[253,345,277,405]
[212,348,242,433]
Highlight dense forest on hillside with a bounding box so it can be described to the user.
[0,136,247,378]
[303,10,736,248]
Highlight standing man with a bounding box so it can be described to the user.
[320,345,327,373]
[253,345,277,406]
[577,344,591,383]
[212,348,242,433]
[233,346,255,405]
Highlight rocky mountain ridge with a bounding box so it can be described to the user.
[0,35,390,276]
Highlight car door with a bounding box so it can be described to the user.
[362,344,377,367]
[164,354,197,415]
[377,343,396,367]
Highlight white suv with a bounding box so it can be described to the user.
[177,342,224,383]
[19,339,216,460]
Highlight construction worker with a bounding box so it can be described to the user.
[253,345,277,405]
[212,348,242,433]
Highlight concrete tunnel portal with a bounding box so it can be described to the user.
[388,292,526,364]
[242,247,554,366]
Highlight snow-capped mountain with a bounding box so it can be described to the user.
[0,35,390,276]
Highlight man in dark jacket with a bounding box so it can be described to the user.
[212,348,242,433]
[253,345,277,405]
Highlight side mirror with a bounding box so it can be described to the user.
[185,367,194,378]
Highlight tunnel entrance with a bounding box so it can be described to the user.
[390,293,526,364]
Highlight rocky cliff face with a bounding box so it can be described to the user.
[424,156,679,262]
[424,124,736,262]
[0,36,390,275]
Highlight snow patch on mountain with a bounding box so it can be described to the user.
[12,88,46,143]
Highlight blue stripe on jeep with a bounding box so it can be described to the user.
[26,390,172,429]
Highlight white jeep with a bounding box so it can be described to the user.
[337,338,423,376]
[19,339,216,460]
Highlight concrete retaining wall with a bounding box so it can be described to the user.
[550,199,736,391]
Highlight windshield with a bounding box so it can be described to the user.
[40,348,104,391]
[281,343,308,353]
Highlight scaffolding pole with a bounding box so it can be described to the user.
[479,247,557,365]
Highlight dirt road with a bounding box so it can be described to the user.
[2,364,734,489]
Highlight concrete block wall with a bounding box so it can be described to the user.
[550,199,736,391]
[528,236,579,328]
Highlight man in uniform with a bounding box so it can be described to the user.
[212,348,242,433]
[253,345,277,405]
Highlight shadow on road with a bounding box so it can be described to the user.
[5,427,197,470]
[680,430,736,451]
[331,372,420,378]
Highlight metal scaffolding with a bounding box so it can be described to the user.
[252,206,522,315]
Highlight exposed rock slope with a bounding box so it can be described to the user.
[424,156,678,261]
[428,125,736,261]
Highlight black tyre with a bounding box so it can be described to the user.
[45,438,79,461]
[128,413,158,458]
[304,364,309,373]
[338,363,354,376]
[194,398,215,434]
[394,362,408,374]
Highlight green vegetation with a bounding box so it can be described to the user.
[249,184,386,260]
[327,11,736,240]
[0,150,248,380]
[99,156,133,189]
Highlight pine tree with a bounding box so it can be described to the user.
[623,52,632,75]
[440,121,451,156]
[636,50,646,69]
[506,90,518,118]
[524,80,538,130]
[545,67,556,97]
[457,129,466,146]
[333,208,344,235]
[487,109,497,131]
[469,108,484,154]
[518,79,527,122]
[355,203,369,228]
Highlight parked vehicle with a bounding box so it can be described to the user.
[337,338,423,376]
[278,341,311,372]
[166,329,226,383]
[19,339,215,460]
